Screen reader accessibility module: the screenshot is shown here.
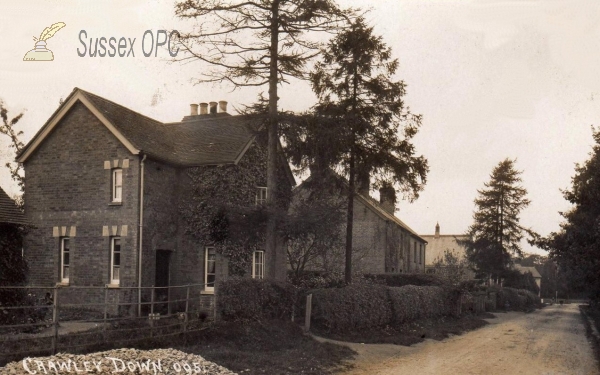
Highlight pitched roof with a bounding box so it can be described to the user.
[294,173,426,243]
[0,187,27,225]
[355,194,427,243]
[17,88,264,167]
[514,264,542,279]
[421,234,468,265]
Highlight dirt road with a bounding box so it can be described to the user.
[334,304,598,375]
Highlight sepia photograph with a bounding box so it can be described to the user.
[1,0,599,373]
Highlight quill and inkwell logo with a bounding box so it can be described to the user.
[23,22,66,61]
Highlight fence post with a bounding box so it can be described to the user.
[184,285,190,334]
[304,294,312,333]
[51,286,59,355]
[167,286,172,316]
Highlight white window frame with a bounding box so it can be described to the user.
[112,168,123,202]
[60,237,70,283]
[110,237,121,285]
[255,187,268,206]
[204,247,216,292]
[252,250,264,279]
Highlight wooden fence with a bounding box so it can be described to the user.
[0,283,214,365]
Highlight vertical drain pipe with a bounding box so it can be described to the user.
[138,153,147,316]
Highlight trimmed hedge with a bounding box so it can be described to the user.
[388,285,457,324]
[365,273,446,287]
[311,283,392,332]
[311,283,460,332]
[217,278,297,321]
[496,287,541,311]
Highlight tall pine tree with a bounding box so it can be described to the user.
[462,159,534,281]
[282,18,428,283]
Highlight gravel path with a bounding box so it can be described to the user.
[332,304,598,375]
[0,348,237,375]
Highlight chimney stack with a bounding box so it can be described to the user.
[435,222,440,238]
[199,103,208,115]
[190,104,199,116]
[209,101,218,114]
[219,100,228,113]
[356,167,370,196]
[379,183,396,214]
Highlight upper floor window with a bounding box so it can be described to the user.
[110,237,121,285]
[256,187,267,206]
[252,250,264,279]
[60,237,70,283]
[112,168,123,202]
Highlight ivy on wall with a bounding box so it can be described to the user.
[180,139,291,275]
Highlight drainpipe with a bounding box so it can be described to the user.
[137,153,147,316]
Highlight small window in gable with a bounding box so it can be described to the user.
[256,187,267,206]
[112,168,123,202]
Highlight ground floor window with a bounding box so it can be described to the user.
[252,250,264,279]
[110,237,121,285]
[205,247,216,292]
[60,237,70,283]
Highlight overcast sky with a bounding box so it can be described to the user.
[2,0,599,255]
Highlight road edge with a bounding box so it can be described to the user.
[579,304,600,371]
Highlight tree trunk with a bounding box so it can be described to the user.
[345,146,355,284]
[266,0,282,280]
[344,47,360,285]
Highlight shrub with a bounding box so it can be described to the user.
[311,283,461,332]
[496,287,540,311]
[502,269,540,295]
[365,273,446,287]
[287,271,345,290]
[388,285,458,324]
[217,278,297,321]
[311,283,392,332]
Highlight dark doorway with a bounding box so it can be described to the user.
[154,250,171,314]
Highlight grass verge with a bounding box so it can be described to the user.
[312,313,492,346]
[1,319,356,374]
[180,320,355,375]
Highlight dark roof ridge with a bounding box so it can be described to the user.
[78,88,164,126]
[422,234,468,237]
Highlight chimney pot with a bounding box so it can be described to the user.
[199,103,208,115]
[209,101,218,114]
[435,222,440,238]
[190,104,199,116]
[219,100,228,113]
[379,184,396,215]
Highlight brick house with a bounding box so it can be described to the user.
[17,88,295,313]
[422,223,476,279]
[292,175,427,275]
[422,223,469,267]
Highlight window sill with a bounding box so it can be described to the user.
[106,284,120,289]
[108,202,122,206]
[56,282,69,287]
[200,290,214,295]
